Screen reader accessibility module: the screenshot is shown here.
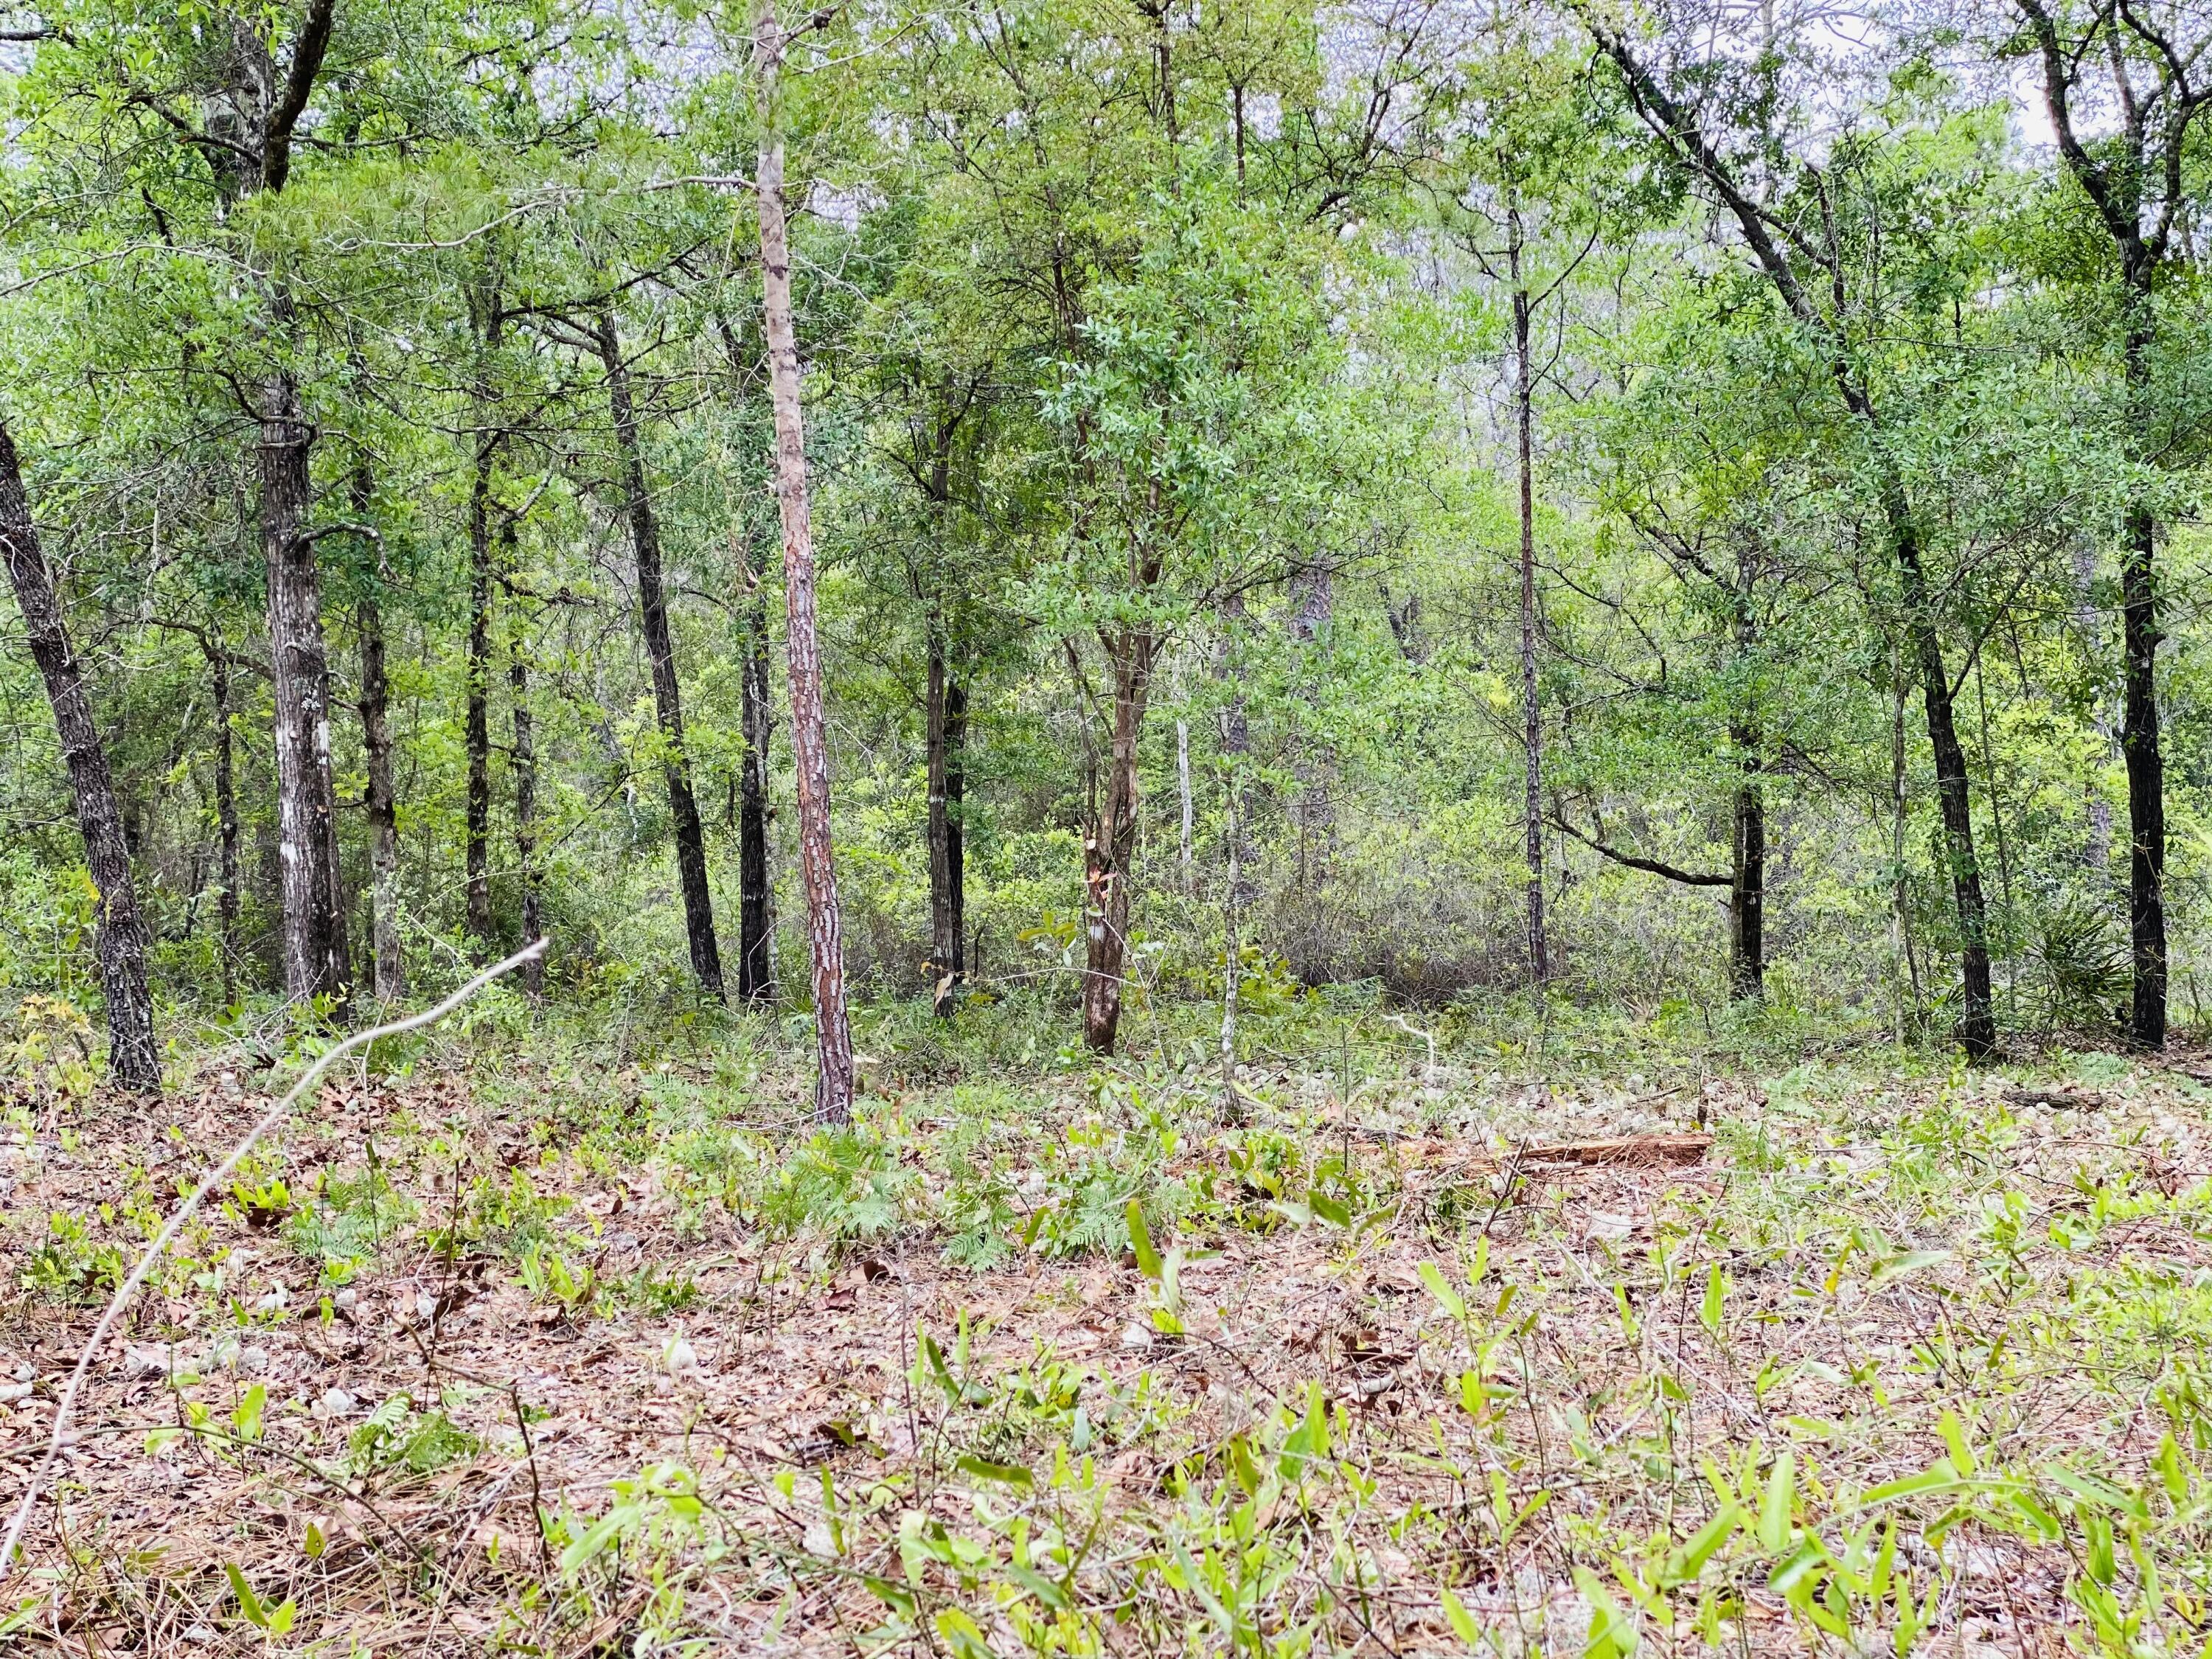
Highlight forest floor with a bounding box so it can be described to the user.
[1,1001,2210,1656]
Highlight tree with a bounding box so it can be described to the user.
[0,414,161,1090]
[755,0,856,1118]
[1585,11,2004,1056]
[2008,0,2212,1048]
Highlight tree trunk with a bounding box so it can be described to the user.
[261,361,351,1015]
[0,414,161,1091]
[1728,730,1764,1001]
[1287,557,1334,887]
[1218,715,1242,1090]
[1176,717,1193,886]
[509,630,543,998]
[594,307,726,1002]
[2121,296,2166,1048]
[925,619,967,1018]
[210,639,241,1006]
[358,592,406,1001]
[756,0,855,1118]
[1082,633,1152,1053]
[463,435,495,957]
[1511,217,1547,987]
[737,555,776,1004]
[1879,492,1995,1057]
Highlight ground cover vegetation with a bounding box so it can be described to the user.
[7,0,2212,1647]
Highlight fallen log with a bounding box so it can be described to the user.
[1514,1133,1714,1169]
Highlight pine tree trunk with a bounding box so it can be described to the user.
[1512,225,1547,988]
[509,632,543,998]
[2121,296,2166,1048]
[1728,730,1764,1001]
[737,558,776,1004]
[594,307,726,1002]
[463,439,495,956]
[0,414,161,1091]
[210,639,241,1006]
[260,361,351,1014]
[926,622,967,1018]
[1082,633,1151,1054]
[358,594,406,1001]
[756,0,855,1117]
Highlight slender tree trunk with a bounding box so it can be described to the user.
[1889,667,1921,1037]
[1176,717,1193,887]
[1287,558,1334,888]
[260,360,351,1014]
[463,438,495,958]
[1214,594,1256,908]
[1886,495,1995,1057]
[737,556,776,1004]
[925,620,967,1018]
[1219,733,1241,1093]
[509,630,543,998]
[1728,729,1764,1001]
[2121,296,2166,1048]
[0,415,161,1091]
[1082,633,1152,1053]
[1511,218,1547,987]
[595,307,726,1002]
[210,641,241,1006]
[358,593,406,1002]
[756,0,855,1117]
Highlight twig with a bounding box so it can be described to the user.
[0,939,548,1577]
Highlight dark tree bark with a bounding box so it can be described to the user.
[1509,205,1547,987]
[245,0,347,1016]
[1728,732,1764,1001]
[509,627,543,998]
[2014,0,2191,1048]
[737,552,776,1004]
[1593,24,1995,1057]
[261,364,352,1013]
[2122,492,2165,1045]
[925,619,967,1018]
[594,307,726,1002]
[0,415,161,1091]
[757,0,855,1116]
[358,591,405,1001]
[208,637,242,1006]
[463,434,495,957]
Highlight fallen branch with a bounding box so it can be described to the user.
[2001,1086,2106,1111]
[1514,1133,1714,1169]
[0,938,547,1577]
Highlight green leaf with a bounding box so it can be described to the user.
[1700,1262,1726,1335]
[1869,1249,1950,1289]
[1573,1565,1635,1658]
[1441,1584,1481,1644]
[1125,1200,1161,1280]
[1661,1502,1739,1585]
[1859,1459,1962,1507]
[223,1562,267,1629]
[1759,1450,1795,1553]
[956,1453,1034,1487]
[558,1503,641,1576]
[1309,1189,1352,1228]
[1419,1259,1467,1322]
[1006,1561,1072,1609]
[267,1599,296,1636]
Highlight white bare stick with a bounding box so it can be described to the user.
[0,938,547,1577]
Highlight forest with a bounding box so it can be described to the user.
[5,0,2212,1649]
